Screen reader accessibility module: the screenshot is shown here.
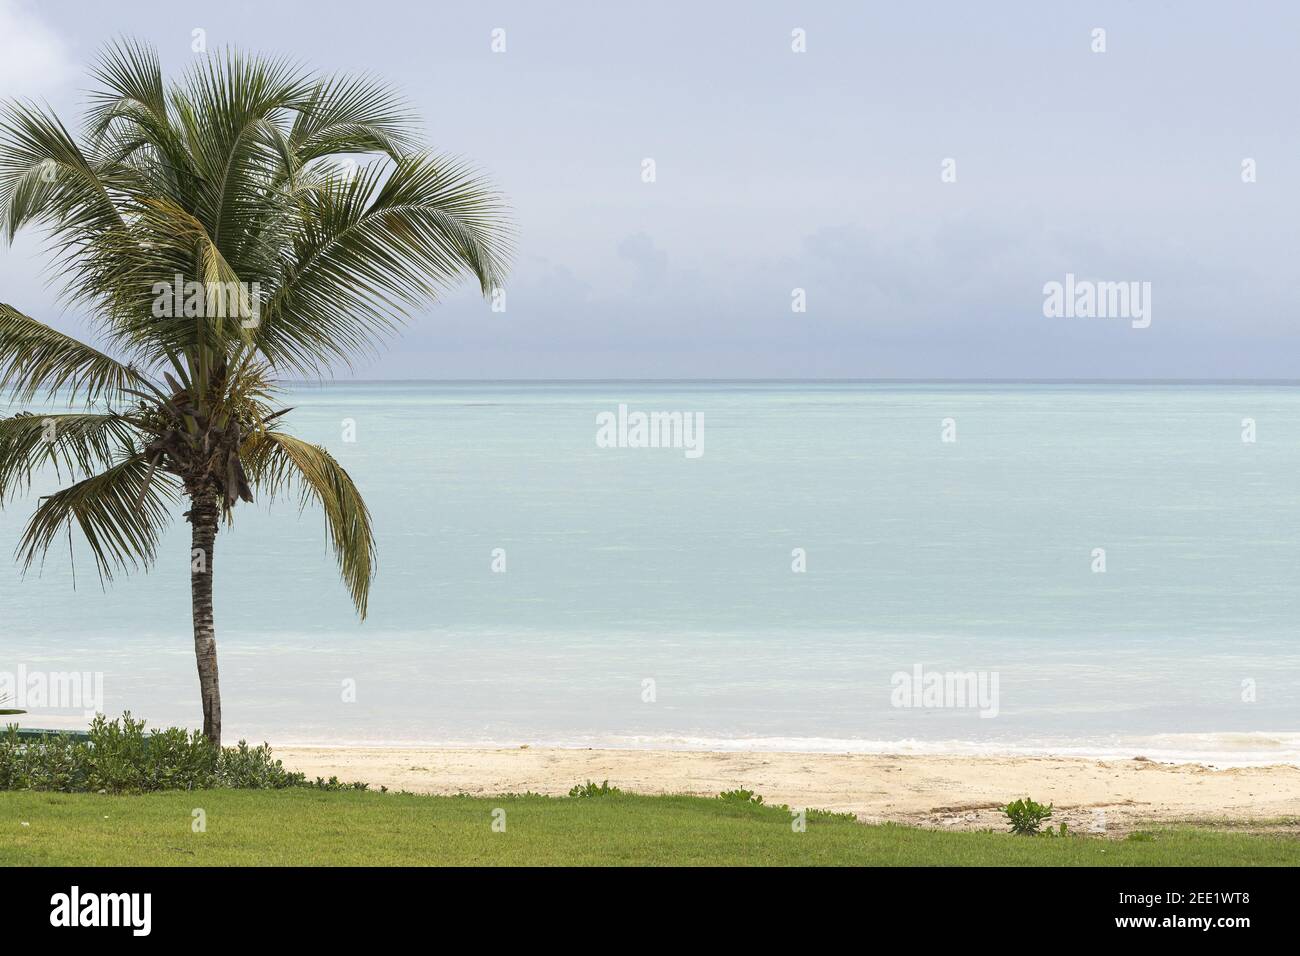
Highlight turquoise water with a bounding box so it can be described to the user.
[3,382,1299,763]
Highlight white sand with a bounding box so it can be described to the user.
[276,746,1300,832]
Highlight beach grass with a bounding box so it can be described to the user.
[3,789,1298,866]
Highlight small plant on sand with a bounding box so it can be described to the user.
[1003,797,1053,835]
[718,788,763,804]
[568,780,621,798]
[308,776,370,792]
[806,807,858,823]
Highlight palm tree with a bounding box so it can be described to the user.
[0,41,510,745]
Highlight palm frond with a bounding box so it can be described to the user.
[288,72,418,163]
[17,453,180,580]
[176,49,311,267]
[258,152,513,375]
[83,39,191,206]
[110,198,261,366]
[0,98,133,243]
[85,37,169,137]
[0,304,152,405]
[0,411,141,503]
[241,431,374,616]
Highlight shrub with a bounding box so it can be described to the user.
[568,779,621,798]
[718,788,763,804]
[1003,797,1053,835]
[0,713,346,794]
[308,775,370,792]
[806,807,857,822]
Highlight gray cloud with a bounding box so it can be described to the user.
[3,0,1299,380]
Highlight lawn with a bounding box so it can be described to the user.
[3,789,1298,865]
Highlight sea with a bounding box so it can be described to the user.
[3,382,1299,765]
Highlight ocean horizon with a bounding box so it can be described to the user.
[4,381,1298,765]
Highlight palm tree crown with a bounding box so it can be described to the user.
[0,40,511,743]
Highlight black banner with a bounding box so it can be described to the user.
[0,865,1284,941]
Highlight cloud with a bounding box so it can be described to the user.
[616,233,668,287]
[0,0,77,98]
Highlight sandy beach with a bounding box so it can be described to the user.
[276,747,1300,833]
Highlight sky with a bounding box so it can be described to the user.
[0,0,1297,380]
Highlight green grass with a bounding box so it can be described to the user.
[2,789,1297,866]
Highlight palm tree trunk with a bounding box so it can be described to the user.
[188,492,221,746]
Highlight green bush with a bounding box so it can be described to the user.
[0,713,328,793]
[568,779,621,798]
[307,775,371,792]
[1003,797,1054,836]
[718,788,763,804]
[806,807,858,822]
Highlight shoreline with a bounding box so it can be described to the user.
[275,746,1300,832]
[17,715,1300,768]
[260,735,1300,769]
